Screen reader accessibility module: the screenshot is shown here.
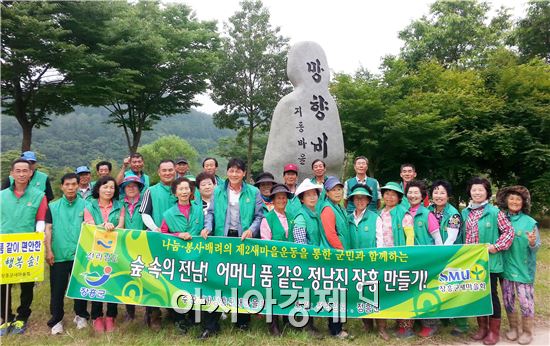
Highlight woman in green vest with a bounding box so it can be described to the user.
[496,186,540,345]
[259,184,294,336]
[462,177,514,345]
[119,174,145,321]
[291,179,323,337]
[83,176,125,334]
[319,176,352,339]
[195,172,215,215]
[346,185,388,340]
[377,182,414,338]
[160,177,204,239]
[428,180,468,336]
[404,181,443,337]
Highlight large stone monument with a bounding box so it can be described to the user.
[263,41,345,182]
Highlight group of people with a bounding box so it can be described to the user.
[0,152,541,345]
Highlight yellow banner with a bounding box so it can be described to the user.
[0,232,44,284]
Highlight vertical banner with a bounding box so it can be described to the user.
[67,224,492,318]
[0,232,44,284]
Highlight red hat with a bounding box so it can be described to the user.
[283,163,298,174]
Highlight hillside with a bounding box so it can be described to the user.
[1,107,232,168]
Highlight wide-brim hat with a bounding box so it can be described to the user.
[120,175,144,191]
[348,185,372,200]
[270,183,294,199]
[295,179,322,198]
[496,185,531,214]
[380,182,404,196]
[324,176,344,191]
[254,174,277,187]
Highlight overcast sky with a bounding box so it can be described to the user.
[174,0,528,113]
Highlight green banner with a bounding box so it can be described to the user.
[67,224,492,319]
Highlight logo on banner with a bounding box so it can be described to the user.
[82,266,112,287]
[92,230,118,253]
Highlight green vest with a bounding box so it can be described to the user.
[162,203,204,236]
[0,185,45,234]
[503,212,538,283]
[213,182,258,236]
[462,204,503,273]
[411,205,434,245]
[86,199,122,226]
[386,204,409,246]
[122,197,144,230]
[345,176,380,213]
[348,209,379,249]
[429,203,462,244]
[321,199,352,250]
[10,170,49,193]
[285,196,302,221]
[292,205,326,247]
[265,209,294,242]
[148,183,177,226]
[399,182,410,209]
[48,195,85,262]
[215,175,225,186]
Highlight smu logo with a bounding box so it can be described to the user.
[439,268,471,283]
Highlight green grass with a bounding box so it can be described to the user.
[2,230,549,345]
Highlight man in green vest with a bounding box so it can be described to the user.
[0,158,47,336]
[2,151,54,202]
[45,173,89,335]
[399,163,429,208]
[138,159,177,331]
[175,157,195,180]
[76,166,93,201]
[202,157,225,186]
[343,156,381,213]
[199,158,263,339]
[115,153,150,197]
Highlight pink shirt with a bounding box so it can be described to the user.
[376,207,413,247]
[124,196,139,217]
[160,203,191,236]
[84,200,125,225]
[408,204,439,234]
[260,210,288,240]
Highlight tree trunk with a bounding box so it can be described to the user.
[21,123,33,152]
[130,129,142,155]
[247,122,254,182]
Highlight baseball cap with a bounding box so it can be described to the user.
[283,163,298,174]
[75,166,91,174]
[21,151,37,162]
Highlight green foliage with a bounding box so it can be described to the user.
[85,1,221,153]
[210,0,290,176]
[1,107,232,169]
[398,0,513,68]
[512,1,550,63]
[214,132,269,179]
[138,135,199,184]
[0,1,89,151]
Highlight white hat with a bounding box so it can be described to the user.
[295,179,322,198]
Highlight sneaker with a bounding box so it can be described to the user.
[51,321,64,335]
[93,317,105,333]
[73,316,88,329]
[0,321,12,336]
[334,330,354,340]
[10,320,27,334]
[104,317,115,333]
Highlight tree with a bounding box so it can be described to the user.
[138,135,199,184]
[398,0,513,69]
[513,0,550,63]
[214,132,268,178]
[210,0,290,178]
[87,1,220,153]
[1,1,87,151]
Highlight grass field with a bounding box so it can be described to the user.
[2,230,549,345]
